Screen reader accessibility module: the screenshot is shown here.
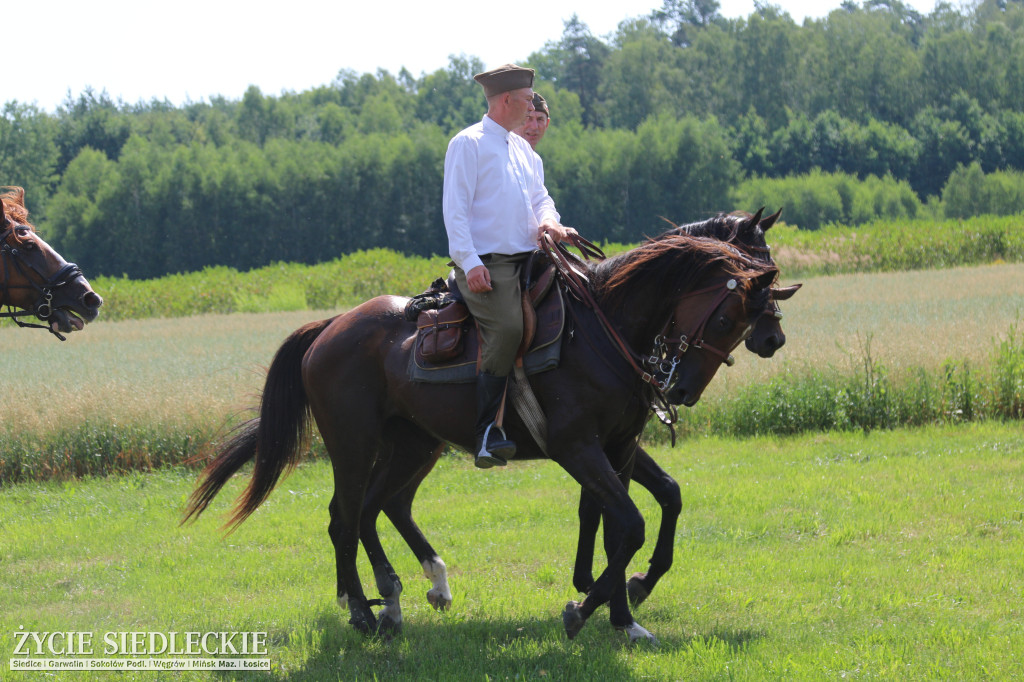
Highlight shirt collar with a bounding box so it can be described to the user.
[482,115,510,141]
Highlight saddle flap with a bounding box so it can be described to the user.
[527,264,557,306]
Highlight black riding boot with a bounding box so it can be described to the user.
[474,372,516,468]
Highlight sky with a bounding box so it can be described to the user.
[11,0,939,114]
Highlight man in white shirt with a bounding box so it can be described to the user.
[443,63,574,468]
[514,92,550,151]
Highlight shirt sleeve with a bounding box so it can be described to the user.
[442,136,484,273]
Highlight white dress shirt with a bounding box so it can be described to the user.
[443,115,560,273]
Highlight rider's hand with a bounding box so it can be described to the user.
[466,265,492,293]
[538,220,578,245]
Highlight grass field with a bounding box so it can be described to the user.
[2,423,1022,680]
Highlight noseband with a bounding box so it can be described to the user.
[0,225,85,340]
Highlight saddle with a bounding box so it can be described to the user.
[405,252,565,384]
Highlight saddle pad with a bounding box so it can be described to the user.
[409,285,565,384]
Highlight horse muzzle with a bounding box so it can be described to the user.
[39,285,103,333]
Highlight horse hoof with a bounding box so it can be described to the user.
[348,615,376,636]
[376,614,402,640]
[618,621,658,645]
[562,601,587,640]
[427,589,451,611]
[627,573,651,608]
[348,602,378,636]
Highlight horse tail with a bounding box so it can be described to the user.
[181,317,334,529]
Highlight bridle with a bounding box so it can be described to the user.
[0,224,85,341]
[645,278,756,392]
[539,230,761,403]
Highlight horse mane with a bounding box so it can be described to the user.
[1,187,37,247]
[1,186,31,226]
[661,211,756,243]
[591,233,774,311]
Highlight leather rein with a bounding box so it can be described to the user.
[0,225,84,341]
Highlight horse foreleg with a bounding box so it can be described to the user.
[626,448,682,608]
[559,449,646,639]
[572,489,601,594]
[598,495,656,644]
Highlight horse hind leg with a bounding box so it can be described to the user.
[358,450,405,638]
[316,406,383,636]
[360,421,447,635]
[383,490,452,611]
[327,487,377,635]
[377,431,452,612]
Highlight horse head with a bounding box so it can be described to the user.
[662,262,777,405]
[592,233,779,408]
[1,187,103,336]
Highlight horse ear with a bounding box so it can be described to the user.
[743,207,765,231]
[772,283,802,301]
[759,208,782,232]
[750,267,777,292]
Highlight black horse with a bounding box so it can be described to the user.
[184,232,779,642]
[572,209,800,608]
[339,210,801,634]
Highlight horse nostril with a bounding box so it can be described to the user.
[84,291,104,309]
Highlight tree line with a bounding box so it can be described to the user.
[2,0,1023,278]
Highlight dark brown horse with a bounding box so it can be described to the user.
[333,210,801,636]
[184,233,778,642]
[0,187,102,338]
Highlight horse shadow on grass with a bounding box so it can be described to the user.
[266,606,764,681]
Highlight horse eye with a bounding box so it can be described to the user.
[717,315,731,329]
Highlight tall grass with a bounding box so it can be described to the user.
[641,321,1024,443]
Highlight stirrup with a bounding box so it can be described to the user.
[475,423,514,468]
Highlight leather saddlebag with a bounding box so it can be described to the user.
[416,302,469,362]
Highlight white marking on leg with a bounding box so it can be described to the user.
[623,621,657,644]
[422,557,452,610]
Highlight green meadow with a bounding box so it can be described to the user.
[2,424,1022,680]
